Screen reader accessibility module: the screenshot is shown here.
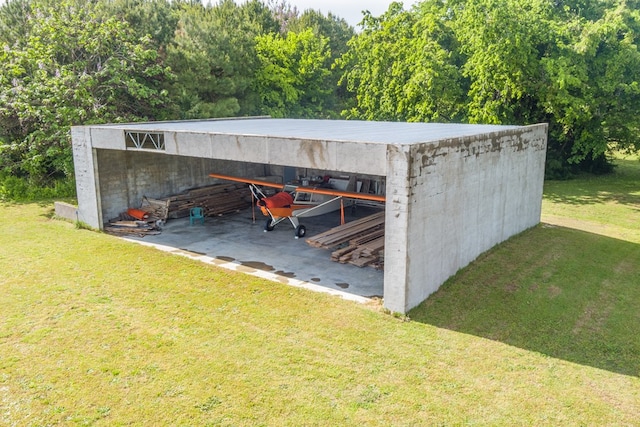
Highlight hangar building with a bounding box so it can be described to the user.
[72,118,547,313]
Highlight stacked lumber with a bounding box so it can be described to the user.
[105,184,251,236]
[141,196,169,221]
[164,183,251,218]
[104,219,161,237]
[306,211,385,269]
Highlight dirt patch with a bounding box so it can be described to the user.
[572,281,615,335]
[614,259,635,275]
[547,285,562,298]
[505,282,519,293]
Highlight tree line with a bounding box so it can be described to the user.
[1,0,638,196]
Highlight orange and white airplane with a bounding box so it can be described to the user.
[209,172,385,238]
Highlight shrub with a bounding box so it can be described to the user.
[0,174,76,202]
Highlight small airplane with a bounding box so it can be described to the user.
[208,172,385,238]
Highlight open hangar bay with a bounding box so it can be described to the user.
[72,118,548,313]
[124,203,386,303]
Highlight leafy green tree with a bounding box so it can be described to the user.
[449,0,553,125]
[165,0,278,119]
[290,9,353,60]
[288,9,355,117]
[253,27,332,118]
[540,2,640,171]
[339,1,466,122]
[0,0,33,47]
[0,0,174,183]
[339,0,640,173]
[96,0,182,50]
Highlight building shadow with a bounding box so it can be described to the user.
[542,160,640,212]
[408,225,640,377]
[544,186,640,211]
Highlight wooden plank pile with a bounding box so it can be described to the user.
[164,183,252,218]
[141,196,169,221]
[105,183,251,237]
[104,218,162,236]
[306,211,385,270]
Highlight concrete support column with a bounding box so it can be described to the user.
[383,144,411,314]
[71,127,101,228]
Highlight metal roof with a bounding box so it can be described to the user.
[89,118,520,145]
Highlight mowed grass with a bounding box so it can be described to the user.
[1,156,639,425]
[541,153,640,242]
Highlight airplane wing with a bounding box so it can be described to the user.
[209,172,385,203]
[294,185,385,202]
[208,173,286,189]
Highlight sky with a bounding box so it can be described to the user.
[278,0,414,28]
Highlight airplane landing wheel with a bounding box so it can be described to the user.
[295,225,306,239]
[265,219,275,232]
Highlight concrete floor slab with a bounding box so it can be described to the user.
[124,206,385,303]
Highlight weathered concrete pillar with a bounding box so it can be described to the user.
[71,126,102,229]
[383,144,412,314]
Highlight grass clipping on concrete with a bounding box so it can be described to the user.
[1,156,639,425]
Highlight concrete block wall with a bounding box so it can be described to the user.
[95,149,129,222]
[95,149,265,224]
[384,124,548,313]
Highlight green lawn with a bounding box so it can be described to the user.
[541,153,640,243]
[1,156,638,425]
